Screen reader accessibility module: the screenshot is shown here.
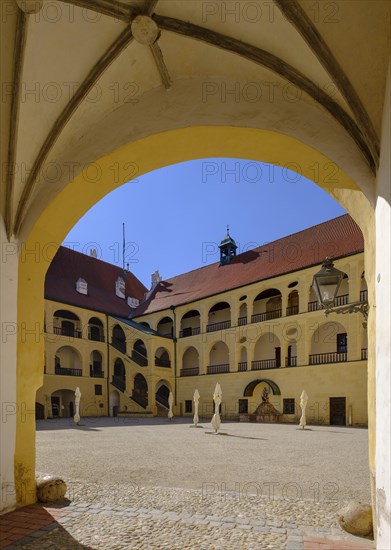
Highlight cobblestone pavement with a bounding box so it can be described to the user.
[1,485,374,549]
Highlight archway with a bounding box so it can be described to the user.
[12,127,376,515]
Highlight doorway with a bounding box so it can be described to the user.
[330,397,346,426]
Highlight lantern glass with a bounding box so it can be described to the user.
[312,259,345,308]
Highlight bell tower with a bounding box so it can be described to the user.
[219,226,237,266]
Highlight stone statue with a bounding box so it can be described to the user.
[193,389,200,427]
[74,387,81,424]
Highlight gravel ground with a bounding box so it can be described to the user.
[5,418,373,549]
[36,417,371,503]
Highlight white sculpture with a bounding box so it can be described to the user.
[168,391,174,420]
[211,383,222,433]
[299,390,308,429]
[74,387,81,424]
[193,389,200,427]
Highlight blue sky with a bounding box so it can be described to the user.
[64,158,345,287]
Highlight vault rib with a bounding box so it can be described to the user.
[153,14,377,174]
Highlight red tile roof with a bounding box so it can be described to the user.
[132,214,363,317]
[45,246,147,317]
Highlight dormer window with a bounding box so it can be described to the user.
[127,296,140,308]
[116,277,126,299]
[76,278,88,295]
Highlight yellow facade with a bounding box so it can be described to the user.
[37,252,368,427]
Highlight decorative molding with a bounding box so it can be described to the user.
[14,26,134,236]
[154,14,376,174]
[5,9,27,239]
[274,0,379,169]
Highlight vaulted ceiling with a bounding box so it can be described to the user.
[1,0,390,239]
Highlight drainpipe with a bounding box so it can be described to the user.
[169,305,177,407]
[106,314,110,416]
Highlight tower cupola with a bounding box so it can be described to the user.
[219,226,237,265]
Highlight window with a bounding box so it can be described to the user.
[238,399,248,414]
[283,398,295,415]
[94,385,103,396]
[185,400,192,413]
[337,333,348,353]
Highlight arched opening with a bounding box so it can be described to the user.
[238,346,248,371]
[11,125,379,520]
[310,321,348,365]
[336,273,350,306]
[253,333,281,370]
[286,290,299,316]
[286,342,298,367]
[155,380,171,413]
[90,350,103,378]
[155,347,171,368]
[181,346,199,377]
[50,389,76,418]
[132,340,148,366]
[112,358,126,392]
[361,272,368,303]
[180,310,201,338]
[109,390,120,417]
[207,302,231,332]
[238,303,248,326]
[54,346,82,377]
[138,321,150,329]
[53,310,81,338]
[112,325,126,354]
[156,317,173,338]
[132,374,148,408]
[252,289,282,323]
[88,317,104,342]
[208,341,229,374]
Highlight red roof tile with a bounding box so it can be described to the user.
[132,214,363,316]
[45,247,147,317]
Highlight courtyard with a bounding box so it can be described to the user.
[0,418,374,549]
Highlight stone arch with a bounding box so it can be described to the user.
[12,126,377,512]
[243,379,281,397]
[181,346,200,376]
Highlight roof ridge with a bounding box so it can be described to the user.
[163,213,353,284]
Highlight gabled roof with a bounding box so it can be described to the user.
[132,214,363,317]
[45,246,147,317]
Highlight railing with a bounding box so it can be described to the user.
[286,305,299,316]
[361,348,368,360]
[111,375,126,392]
[335,294,349,306]
[53,326,82,338]
[285,356,297,367]
[207,364,229,374]
[238,316,247,326]
[309,352,347,365]
[251,359,278,370]
[206,320,231,332]
[360,290,368,302]
[88,332,105,342]
[155,356,171,368]
[308,301,322,312]
[90,367,104,378]
[251,310,282,323]
[131,349,148,367]
[238,362,248,372]
[156,395,169,409]
[131,391,148,409]
[111,338,126,354]
[180,367,199,377]
[179,327,200,338]
[158,331,173,338]
[55,366,82,376]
